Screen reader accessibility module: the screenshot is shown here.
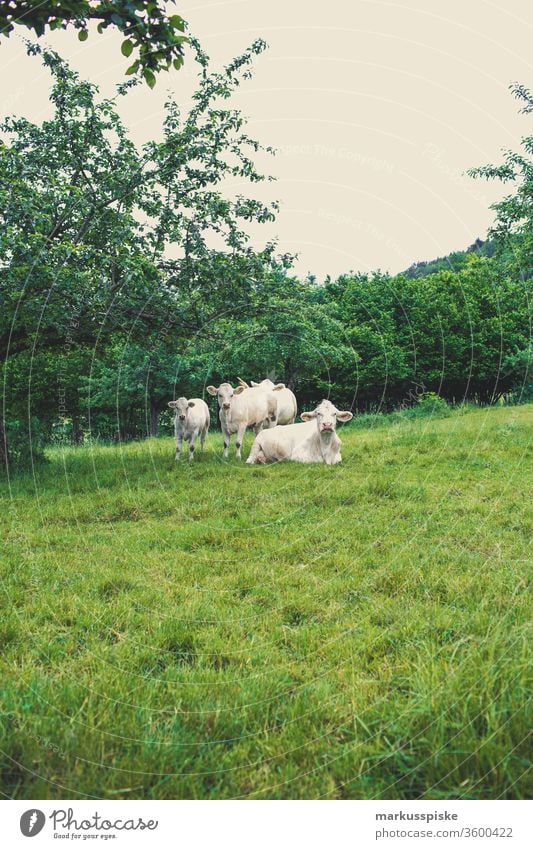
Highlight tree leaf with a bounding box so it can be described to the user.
[143,69,156,88]
[169,15,185,31]
[121,39,134,58]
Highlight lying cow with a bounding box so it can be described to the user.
[238,378,297,426]
[246,399,353,465]
[206,382,277,460]
[168,397,210,461]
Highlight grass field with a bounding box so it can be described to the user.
[1,403,531,800]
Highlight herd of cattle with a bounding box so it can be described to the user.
[168,377,353,465]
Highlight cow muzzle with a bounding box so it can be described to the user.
[321,424,334,432]
[179,415,186,421]
[223,403,231,410]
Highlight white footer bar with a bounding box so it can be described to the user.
[2,799,531,849]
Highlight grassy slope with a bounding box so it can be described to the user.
[0,404,531,800]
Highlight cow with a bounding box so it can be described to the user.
[206,382,277,459]
[167,397,210,461]
[238,377,297,426]
[246,399,353,465]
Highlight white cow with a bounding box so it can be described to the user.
[246,399,353,465]
[206,382,277,460]
[238,378,297,426]
[168,397,210,461]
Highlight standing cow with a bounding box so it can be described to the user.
[206,382,277,460]
[246,399,353,465]
[243,378,297,426]
[168,397,210,461]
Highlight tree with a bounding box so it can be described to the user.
[468,81,533,280]
[81,342,180,438]
[210,274,355,406]
[0,1,187,84]
[319,256,530,409]
[0,38,285,467]
[468,82,533,400]
[0,46,157,362]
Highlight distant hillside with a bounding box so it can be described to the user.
[403,238,496,279]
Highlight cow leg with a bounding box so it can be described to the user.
[200,426,207,452]
[174,420,183,460]
[188,429,199,462]
[222,427,230,459]
[246,440,266,464]
[253,421,264,436]
[235,424,247,460]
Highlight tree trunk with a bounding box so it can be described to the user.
[287,370,298,391]
[72,416,83,444]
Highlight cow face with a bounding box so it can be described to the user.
[301,399,353,435]
[206,382,244,412]
[168,397,195,421]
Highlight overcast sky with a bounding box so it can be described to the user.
[1,0,532,279]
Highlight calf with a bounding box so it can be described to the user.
[168,397,210,461]
[207,382,276,460]
[246,399,353,465]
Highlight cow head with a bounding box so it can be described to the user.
[300,399,353,436]
[206,382,245,412]
[168,397,196,422]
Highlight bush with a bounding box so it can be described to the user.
[502,349,532,404]
[0,417,47,474]
[406,391,450,418]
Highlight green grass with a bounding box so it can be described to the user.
[1,404,531,800]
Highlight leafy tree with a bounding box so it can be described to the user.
[321,272,412,409]
[468,82,533,400]
[208,274,355,406]
[0,1,187,84]
[0,39,284,467]
[81,342,178,438]
[320,256,529,409]
[468,84,533,247]
[0,46,164,367]
[403,239,495,280]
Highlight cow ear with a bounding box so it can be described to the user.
[206,386,217,396]
[273,383,285,391]
[168,401,178,408]
[188,401,195,408]
[301,410,317,421]
[234,385,245,395]
[336,411,353,422]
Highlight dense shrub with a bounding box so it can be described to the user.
[1,417,47,473]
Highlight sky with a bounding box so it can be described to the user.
[1,0,532,279]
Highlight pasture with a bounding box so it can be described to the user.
[1,403,531,800]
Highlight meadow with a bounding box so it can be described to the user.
[1,403,531,800]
